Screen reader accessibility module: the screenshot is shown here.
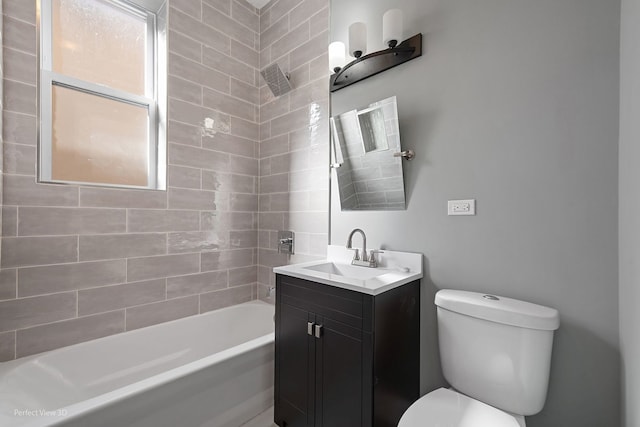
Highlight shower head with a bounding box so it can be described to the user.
[261,63,293,97]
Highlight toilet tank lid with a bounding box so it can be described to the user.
[435,290,560,331]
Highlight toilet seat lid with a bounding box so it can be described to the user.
[398,388,522,427]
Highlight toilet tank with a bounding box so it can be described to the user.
[435,290,559,416]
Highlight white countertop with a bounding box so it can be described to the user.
[273,245,423,295]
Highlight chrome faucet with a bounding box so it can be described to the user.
[346,228,368,262]
[346,229,384,267]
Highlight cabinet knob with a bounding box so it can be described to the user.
[307,322,314,336]
[314,324,323,338]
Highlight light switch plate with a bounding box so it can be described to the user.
[448,199,476,216]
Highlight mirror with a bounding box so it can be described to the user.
[331,96,406,210]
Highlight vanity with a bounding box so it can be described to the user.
[273,245,422,427]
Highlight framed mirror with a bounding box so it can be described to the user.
[331,96,406,210]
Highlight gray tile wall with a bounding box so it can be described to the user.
[0,0,265,361]
[257,0,329,297]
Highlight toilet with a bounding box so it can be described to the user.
[399,289,560,427]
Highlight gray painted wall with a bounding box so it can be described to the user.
[330,0,620,425]
[619,0,639,425]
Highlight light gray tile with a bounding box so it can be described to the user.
[229,266,257,286]
[309,5,329,37]
[230,193,259,211]
[272,22,310,60]
[230,40,259,69]
[309,53,329,80]
[168,30,202,62]
[203,0,231,15]
[270,193,290,211]
[78,279,166,316]
[3,48,37,85]
[259,94,289,123]
[200,285,253,313]
[203,88,256,121]
[229,230,258,248]
[202,46,255,86]
[0,292,76,332]
[16,311,125,358]
[0,332,16,362]
[126,296,199,330]
[18,207,126,236]
[2,207,17,237]
[169,75,203,104]
[168,121,203,147]
[290,0,326,26]
[3,0,37,24]
[270,106,310,137]
[289,63,310,88]
[3,111,37,146]
[80,187,166,209]
[201,211,256,231]
[168,165,202,189]
[230,116,260,140]
[286,212,327,233]
[168,187,229,211]
[289,77,328,111]
[231,1,259,30]
[230,78,260,104]
[167,271,228,298]
[170,8,230,55]
[18,260,127,297]
[4,16,36,54]
[289,30,329,70]
[1,236,78,268]
[128,209,201,233]
[79,234,167,261]
[169,52,230,93]
[171,0,202,20]
[3,142,36,175]
[202,132,257,158]
[259,135,289,158]
[260,174,289,193]
[201,248,254,271]
[3,175,79,207]
[169,99,231,132]
[201,171,256,193]
[230,155,259,176]
[4,80,36,115]
[202,4,255,48]
[127,254,200,282]
[168,231,228,253]
[258,212,284,230]
[260,13,289,48]
[169,143,230,171]
[0,270,17,301]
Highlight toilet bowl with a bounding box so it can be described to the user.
[398,388,525,427]
[397,289,559,427]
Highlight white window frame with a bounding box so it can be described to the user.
[37,0,167,190]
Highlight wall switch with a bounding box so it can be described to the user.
[448,199,476,216]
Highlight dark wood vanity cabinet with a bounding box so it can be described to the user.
[274,274,420,427]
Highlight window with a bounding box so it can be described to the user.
[38,0,167,189]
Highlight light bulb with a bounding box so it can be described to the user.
[383,9,403,48]
[329,41,346,73]
[349,22,367,58]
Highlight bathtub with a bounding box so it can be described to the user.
[0,300,275,427]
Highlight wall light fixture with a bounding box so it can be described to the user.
[329,9,423,93]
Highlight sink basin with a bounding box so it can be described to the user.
[304,262,389,280]
[273,245,423,295]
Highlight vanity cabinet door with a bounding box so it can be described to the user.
[314,315,367,427]
[275,302,316,427]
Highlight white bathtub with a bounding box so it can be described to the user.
[0,300,275,427]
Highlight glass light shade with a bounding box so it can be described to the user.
[348,22,367,58]
[329,41,346,73]
[383,9,403,48]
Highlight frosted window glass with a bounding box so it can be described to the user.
[51,85,149,186]
[52,0,147,95]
